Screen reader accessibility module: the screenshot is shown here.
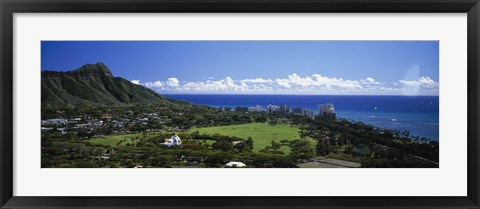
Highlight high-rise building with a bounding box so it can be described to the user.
[318,104,327,117]
[326,103,335,113]
[292,107,303,114]
[279,105,290,114]
[303,108,315,119]
[248,105,263,112]
[267,104,280,113]
[318,103,336,119]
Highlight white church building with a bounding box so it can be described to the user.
[163,135,182,147]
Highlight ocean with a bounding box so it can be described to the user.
[164,94,439,141]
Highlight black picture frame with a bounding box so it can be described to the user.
[1,0,479,208]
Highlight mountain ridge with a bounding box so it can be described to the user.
[41,63,187,108]
[42,62,113,78]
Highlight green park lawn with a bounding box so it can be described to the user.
[87,133,144,146]
[190,123,301,153]
[86,123,302,154]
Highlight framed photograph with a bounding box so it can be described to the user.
[1,0,479,208]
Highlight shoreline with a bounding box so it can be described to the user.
[164,94,439,141]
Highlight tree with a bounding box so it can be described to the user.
[211,140,234,152]
[290,139,316,159]
[254,115,268,123]
[268,119,278,126]
[76,129,90,139]
[401,130,410,138]
[205,152,232,167]
[271,140,281,151]
[316,139,331,156]
[246,137,254,151]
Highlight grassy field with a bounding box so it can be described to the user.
[87,133,144,146]
[87,123,302,154]
[190,123,301,153]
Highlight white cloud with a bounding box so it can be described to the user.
[399,76,438,88]
[166,78,179,87]
[397,77,439,96]
[144,81,163,87]
[241,78,273,83]
[275,79,291,88]
[180,77,250,92]
[131,80,141,85]
[138,74,438,95]
[360,77,381,85]
[275,73,363,89]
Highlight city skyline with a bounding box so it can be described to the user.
[42,41,439,95]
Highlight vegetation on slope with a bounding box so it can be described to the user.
[41,62,187,108]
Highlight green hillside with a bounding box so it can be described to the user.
[41,62,186,108]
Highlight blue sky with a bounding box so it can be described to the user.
[42,41,439,95]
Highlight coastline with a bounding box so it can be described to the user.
[164,94,439,141]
